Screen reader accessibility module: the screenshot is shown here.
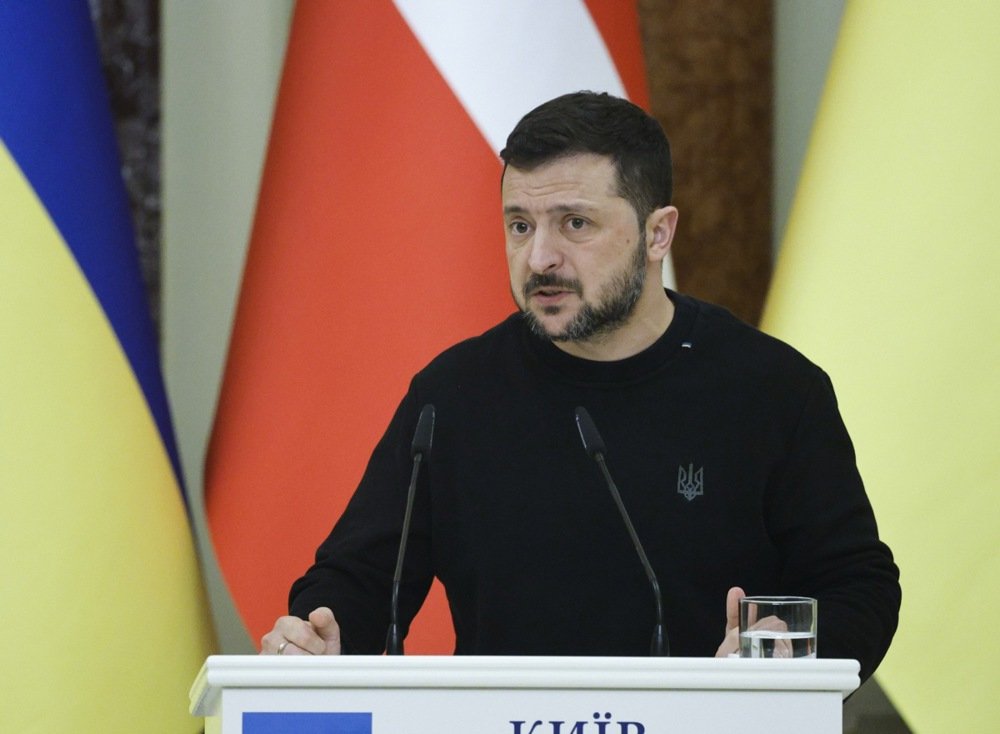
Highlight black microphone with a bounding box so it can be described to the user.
[574,406,669,656]
[385,403,435,655]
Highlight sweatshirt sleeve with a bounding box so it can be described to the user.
[288,385,435,653]
[764,369,901,682]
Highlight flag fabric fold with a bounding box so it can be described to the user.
[0,5,214,731]
[762,2,1000,730]
[206,0,650,652]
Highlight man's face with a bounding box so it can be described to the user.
[502,153,650,343]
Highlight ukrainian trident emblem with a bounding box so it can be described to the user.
[677,463,704,501]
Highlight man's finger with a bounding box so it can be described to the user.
[308,606,342,654]
[725,586,746,631]
[715,586,748,657]
[268,615,328,655]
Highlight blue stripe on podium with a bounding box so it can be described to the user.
[243,712,373,733]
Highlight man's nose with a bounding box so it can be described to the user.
[527,226,563,273]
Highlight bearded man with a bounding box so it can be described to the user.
[261,92,900,685]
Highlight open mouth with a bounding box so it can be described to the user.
[533,287,569,297]
[529,287,576,306]
[523,275,582,305]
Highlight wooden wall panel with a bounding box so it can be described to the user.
[638,0,773,325]
[93,0,161,331]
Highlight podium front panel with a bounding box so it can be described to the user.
[191,655,859,734]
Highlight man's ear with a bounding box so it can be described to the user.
[645,205,679,263]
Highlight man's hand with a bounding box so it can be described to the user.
[714,586,746,657]
[260,607,342,655]
[715,588,796,658]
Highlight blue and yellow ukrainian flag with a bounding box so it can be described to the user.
[763,2,1000,730]
[0,5,214,731]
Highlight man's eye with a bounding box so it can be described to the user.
[567,217,587,230]
[510,221,530,235]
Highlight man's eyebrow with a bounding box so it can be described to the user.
[503,202,597,216]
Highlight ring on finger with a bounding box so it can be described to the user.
[276,640,289,655]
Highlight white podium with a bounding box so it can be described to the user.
[190,655,859,734]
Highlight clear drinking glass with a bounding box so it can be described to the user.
[739,596,817,658]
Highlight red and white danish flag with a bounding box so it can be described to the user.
[207,0,653,652]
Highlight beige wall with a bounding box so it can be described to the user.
[161,0,294,652]
[774,0,846,248]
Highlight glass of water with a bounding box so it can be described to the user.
[739,596,817,658]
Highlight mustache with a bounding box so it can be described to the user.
[523,273,583,299]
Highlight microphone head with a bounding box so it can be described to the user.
[411,404,436,458]
[574,406,606,458]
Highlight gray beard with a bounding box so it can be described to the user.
[523,234,647,343]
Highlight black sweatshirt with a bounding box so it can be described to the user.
[290,291,900,682]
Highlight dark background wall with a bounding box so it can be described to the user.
[91,0,161,328]
[640,0,773,326]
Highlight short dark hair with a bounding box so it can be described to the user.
[500,91,672,222]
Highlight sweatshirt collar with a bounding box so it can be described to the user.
[521,290,696,386]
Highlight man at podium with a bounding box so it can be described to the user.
[261,92,900,684]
